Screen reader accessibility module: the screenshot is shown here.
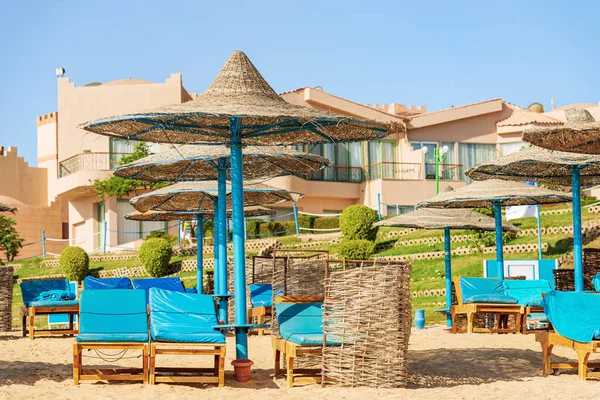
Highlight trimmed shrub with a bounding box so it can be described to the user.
[281,221,296,235]
[139,238,173,277]
[258,222,286,237]
[246,220,261,237]
[59,246,90,281]
[339,205,379,241]
[338,240,376,260]
[147,230,178,246]
[313,217,339,230]
[298,215,317,230]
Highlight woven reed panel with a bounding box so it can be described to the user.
[322,260,412,388]
[0,267,14,331]
[554,248,600,291]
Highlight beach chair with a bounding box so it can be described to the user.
[502,279,552,334]
[247,283,272,336]
[451,277,523,334]
[73,289,149,384]
[272,296,337,388]
[148,288,226,386]
[132,277,185,301]
[20,278,79,340]
[83,276,132,290]
[535,290,600,380]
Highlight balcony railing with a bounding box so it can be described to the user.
[58,152,130,178]
[307,166,365,183]
[424,163,462,181]
[367,162,422,180]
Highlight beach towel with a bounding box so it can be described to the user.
[542,290,600,342]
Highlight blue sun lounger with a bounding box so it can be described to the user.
[20,278,79,340]
[535,290,600,380]
[272,296,338,388]
[132,277,186,301]
[83,276,132,290]
[451,277,523,334]
[247,283,273,336]
[148,288,226,386]
[502,279,552,334]
[73,289,149,384]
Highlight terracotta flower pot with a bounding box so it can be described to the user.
[231,358,254,382]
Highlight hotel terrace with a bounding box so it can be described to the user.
[2,72,590,257]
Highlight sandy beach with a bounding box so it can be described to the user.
[0,326,597,400]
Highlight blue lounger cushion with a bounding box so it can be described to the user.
[275,302,341,346]
[20,279,76,307]
[249,284,272,308]
[132,278,185,301]
[84,276,132,290]
[543,290,600,343]
[458,277,518,304]
[76,290,149,342]
[149,288,225,344]
[502,279,552,307]
[30,299,79,308]
[185,287,198,294]
[593,273,600,292]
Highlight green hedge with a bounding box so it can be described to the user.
[298,215,317,230]
[313,217,339,230]
[139,238,173,277]
[338,239,376,260]
[59,246,90,281]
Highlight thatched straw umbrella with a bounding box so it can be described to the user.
[117,145,325,322]
[523,109,600,155]
[80,50,398,361]
[418,180,571,279]
[466,146,600,292]
[130,181,301,300]
[375,208,520,327]
[0,203,16,213]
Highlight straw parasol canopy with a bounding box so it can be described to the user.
[0,203,16,213]
[418,179,572,209]
[131,181,303,213]
[466,146,600,186]
[125,206,276,221]
[113,145,330,182]
[523,108,600,154]
[374,208,520,232]
[80,51,401,145]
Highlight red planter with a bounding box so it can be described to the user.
[231,358,254,382]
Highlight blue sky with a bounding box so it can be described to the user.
[1,1,598,165]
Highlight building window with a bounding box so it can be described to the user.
[304,142,364,182]
[110,139,161,166]
[458,143,497,181]
[386,205,414,216]
[116,201,166,244]
[500,141,529,156]
[368,141,396,179]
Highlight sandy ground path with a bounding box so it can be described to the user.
[0,326,597,400]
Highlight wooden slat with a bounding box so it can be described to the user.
[155,376,219,383]
[79,375,144,381]
[155,349,221,355]
[275,296,324,303]
[82,368,143,375]
[155,367,216,373]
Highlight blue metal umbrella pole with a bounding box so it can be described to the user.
[217,160,229,322]
[494,202,504,279]
[196,214,204,294]
[230,116,249,359]
[572,168,584,292]
[213,200,220,296]
[443,227,452,327]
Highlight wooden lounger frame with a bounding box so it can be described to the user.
[248,305,271,336]
[73,342,148,384]
[22,305,79,340]
[272,295,325,388]
[522,305,547,335]
[149,342,225,386]
[536,331,600,380]
[450,277,524,334]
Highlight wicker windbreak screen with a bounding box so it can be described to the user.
[322,260,412,388]
[0,266,14,332]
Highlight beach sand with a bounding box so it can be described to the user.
[0,326,596,400]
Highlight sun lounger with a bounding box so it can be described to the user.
[73,289,149,384]
[83,276,132,290]
[20,278,79,340]
[502,279,552,334]
[451,277,523,334]
[535,290,600,380]
[132,277,185,301]
[272,296,338,388]
[247,283,272,336]
[148,288,226,386]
